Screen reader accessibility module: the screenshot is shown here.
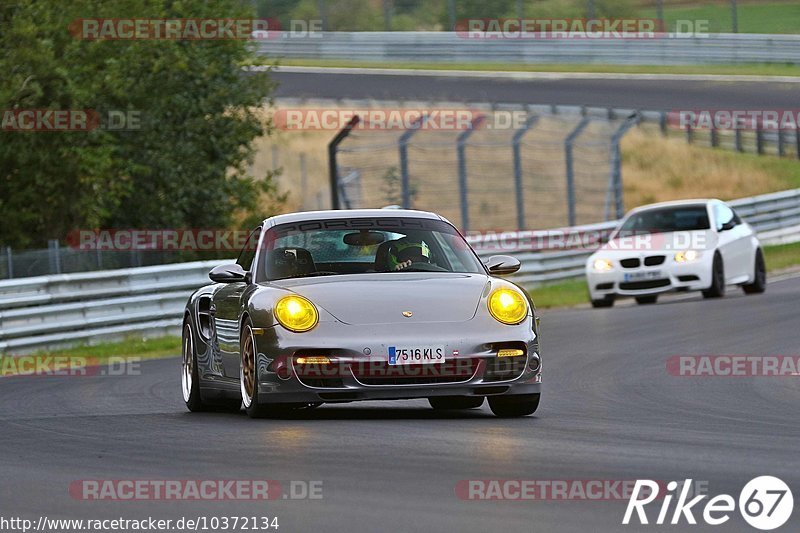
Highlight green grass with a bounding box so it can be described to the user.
[763,241,800,271]
[34,335,181,360]
[640,1,800,34]
[528,241,800,309]
[277,58,800,78]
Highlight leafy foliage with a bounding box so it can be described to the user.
[0,0,278,248]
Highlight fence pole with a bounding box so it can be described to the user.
[778,129,785,157]
[660,111,668,137]
[48,239,61,274]
[710,126,719,148]
[564,116,591,227]
[300,153,308,209]
[318,0,328,30]
[398,114,429,209]
[447,0,456,29]
[735,124,744,153]
[456,115,486,232]
[5,246,12,279]
[328,115,361,210]
[686,124,693,144]
[756,124,764,155]
[796,125,800,160]
[607,113,641,220]
[512,114,539,230]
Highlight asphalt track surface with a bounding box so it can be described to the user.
[2,275,798,532]
[272,70,800,110]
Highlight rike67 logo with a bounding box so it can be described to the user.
[623,476,794,530]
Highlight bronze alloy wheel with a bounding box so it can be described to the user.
[240,325,256,408]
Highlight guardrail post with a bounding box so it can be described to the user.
[659,112,668,137]
[456,115,486,232]
[710,126,719,148]
[47,240,61,275]
[756,123,765,155]
[327,115,361,210]
[512,114,540,230]
[398,114,429,209]
[686,124,693,144]
[564,116,591,227]
[607,113,641,220]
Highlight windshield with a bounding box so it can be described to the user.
[616,205,710,237]
[257,217,485,281]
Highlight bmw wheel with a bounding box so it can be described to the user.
[702,253,725,299]
[742,249,767,294]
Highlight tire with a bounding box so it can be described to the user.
[590,296,615,308]
[488,393,540,418]
[182,322,206,412]
[702,253,726,299]
[635,295,658,305]
[742,249,767,294]
[428,396,484,410]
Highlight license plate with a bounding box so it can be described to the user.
[388,346,445,365]
[624,270,663,282]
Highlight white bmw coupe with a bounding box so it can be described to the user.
[586,199,766,308]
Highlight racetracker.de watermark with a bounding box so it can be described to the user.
[667,355,800,377]
[67,229,252,252]
[466,229,710,253]
[455,479,708,501]
[69,18,324,40]
[0,355,141,378]
[669,109,800,131]
[454,18,709,39]
[69,480,322,501]
[1,110,141,132]
[274,108,546,131]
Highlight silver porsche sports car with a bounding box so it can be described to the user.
[181,209,542,418]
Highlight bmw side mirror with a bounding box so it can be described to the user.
[719,221,736,232]
[485,255,521,275]
[209,263,248,283]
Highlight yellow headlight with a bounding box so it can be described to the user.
[488,288,528,325]
[593,258,613,272]
[275,295,318,333]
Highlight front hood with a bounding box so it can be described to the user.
[271,273,490,325]
[598,229,716,257]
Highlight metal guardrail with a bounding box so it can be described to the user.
[258,32,800,65]
[1,188,799,353]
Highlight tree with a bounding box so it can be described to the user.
[0,0,279,248]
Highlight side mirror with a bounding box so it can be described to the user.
[484,255,521,276]
[719,221,736,232]
[209,263,249,284]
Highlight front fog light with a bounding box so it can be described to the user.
[675,250,700,263]
[592,258,613,272]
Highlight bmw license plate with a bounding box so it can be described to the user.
[388,346,445,365]
[624,270,663,282]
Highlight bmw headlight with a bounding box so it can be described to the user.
[592,258,614,272]
[488,288,528,325]
[675,250,701,263]
[275,295,318,332]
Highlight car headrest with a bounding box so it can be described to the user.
[267,247,316,279]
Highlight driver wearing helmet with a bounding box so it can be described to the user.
[387,238,432,271]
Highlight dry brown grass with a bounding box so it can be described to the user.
[621,129,785,207]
